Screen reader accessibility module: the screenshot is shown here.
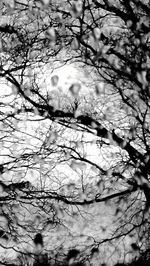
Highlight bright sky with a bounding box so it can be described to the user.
[0,52,133,266]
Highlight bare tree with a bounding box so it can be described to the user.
[0,0,150,265]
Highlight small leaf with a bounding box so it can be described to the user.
[93,27,101,40]
[115,207,121,215]
[46,27,56,42]
[69,83,81,96]
[72,38,80,50]
[126,20,132,28]
[131,243,139,251]
[34,233,43,247]
[67,249,80,261]
[71,1,82,17]
[51,75,59,86]
[137,71,147,87]
[95,82,105,94]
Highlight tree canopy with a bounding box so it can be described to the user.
[0,0,150,265]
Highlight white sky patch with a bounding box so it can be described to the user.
[37,63,89,99]
[38,64,79,91]
[0,83,11,94]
